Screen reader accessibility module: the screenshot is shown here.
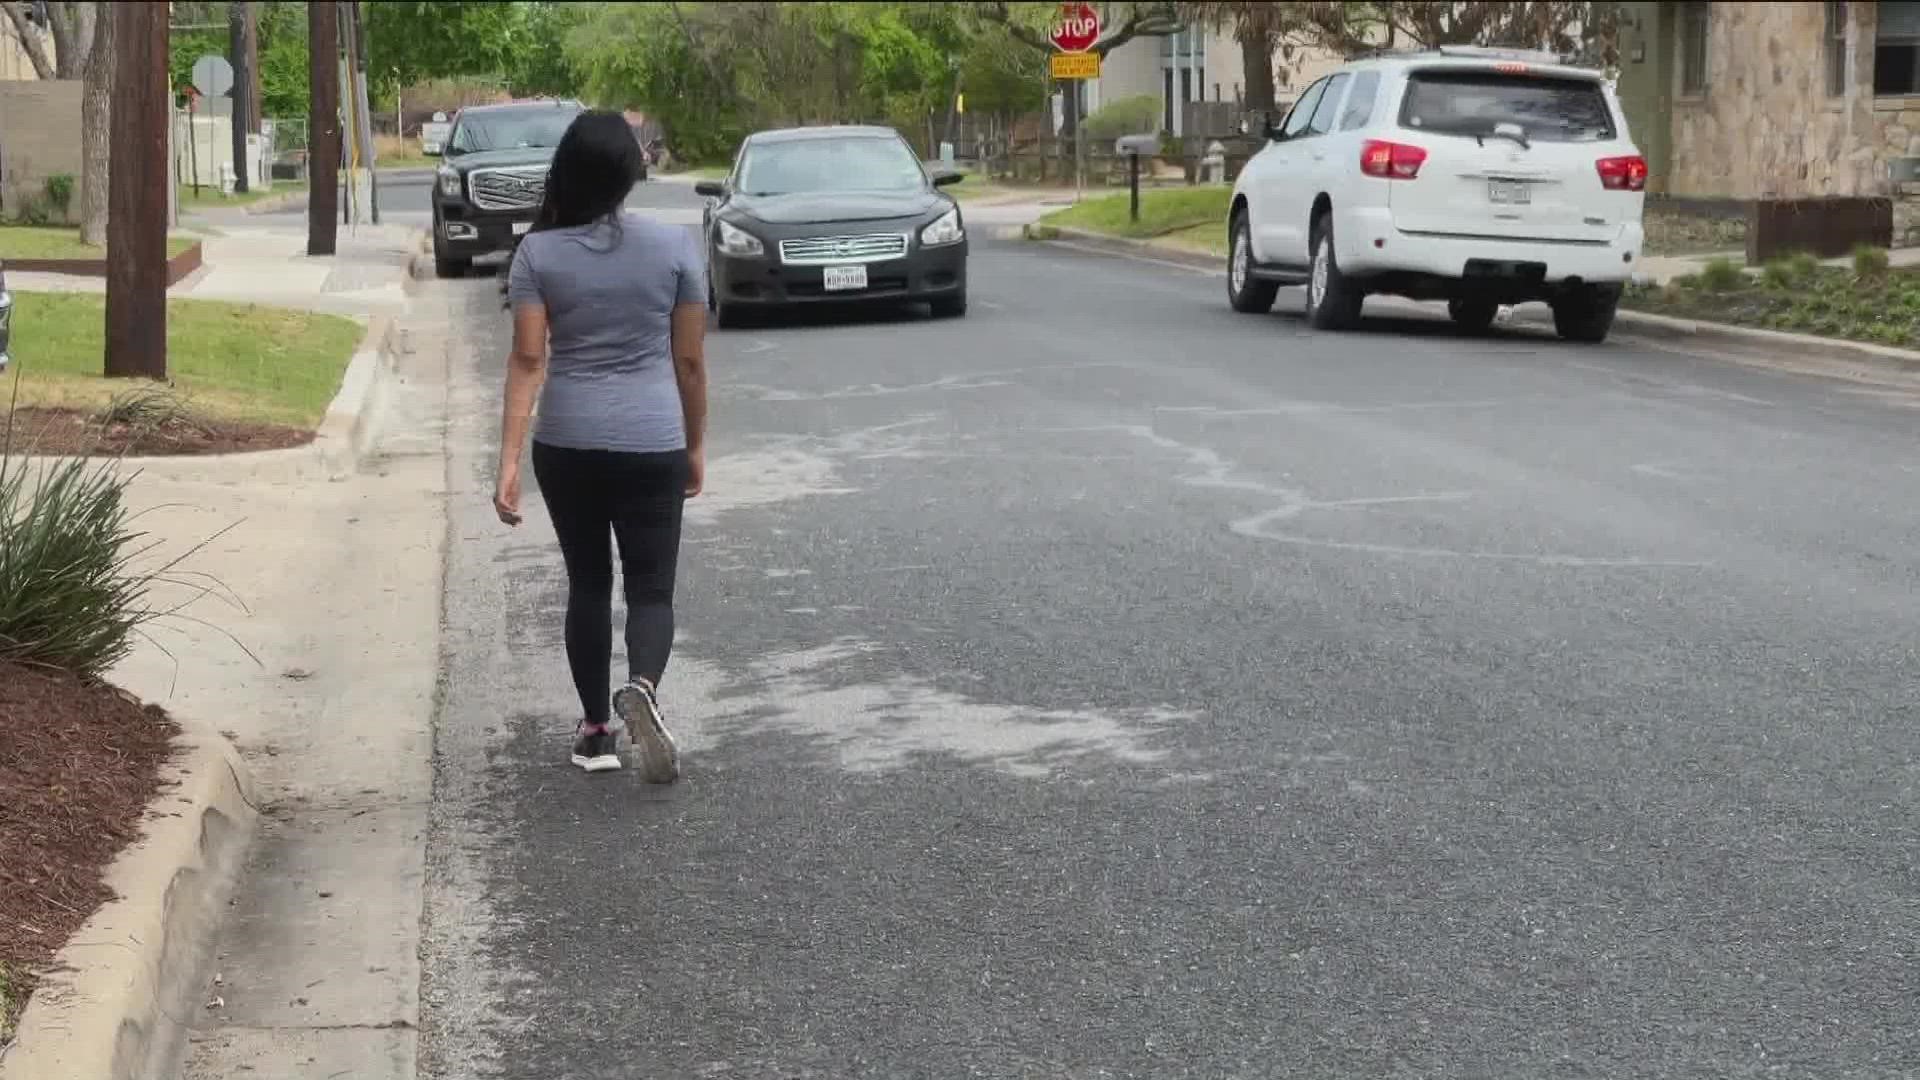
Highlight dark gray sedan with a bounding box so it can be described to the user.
[697,125,968,328]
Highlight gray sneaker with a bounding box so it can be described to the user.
[613,681,680,784]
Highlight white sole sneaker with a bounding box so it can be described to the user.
[570,752,623,773]
[613,682,680,784]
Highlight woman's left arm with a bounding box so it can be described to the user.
[496,247,549,526]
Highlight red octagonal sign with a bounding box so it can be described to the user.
[1050,2,1101,53]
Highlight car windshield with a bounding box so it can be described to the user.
[737,136,925,196]
[1399,71,1616,143]
[449,109,578,154]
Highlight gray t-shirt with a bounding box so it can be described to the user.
[506,213,705,454]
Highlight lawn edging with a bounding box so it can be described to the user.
[4,242,204,287]
[0,718,256,1080]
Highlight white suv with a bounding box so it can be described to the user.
[1226,46,1646,343]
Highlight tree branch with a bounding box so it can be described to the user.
[0,1,56,79]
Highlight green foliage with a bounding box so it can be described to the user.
[1698,257,1746,292]
[168,2,311,119]
[42,174,73,218]
[1085,95,1162,141]
[508,1,585,97]
[1787,250,1821,280]
[366,1,525,95]
[1760,257,1797,289]
[1852,244,1890,279]
[959,28,1047,117]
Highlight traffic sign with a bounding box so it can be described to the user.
[1050,52,1102,80]
[1049,2,1100,53]
[191,54,234,98]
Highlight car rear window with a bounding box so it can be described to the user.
[1398,70,1616,143]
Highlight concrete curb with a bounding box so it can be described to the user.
[0,720,258,1080]
[1023,223,1222,273]
[1030,224,1920,382]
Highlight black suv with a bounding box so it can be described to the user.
[431,100,588,278]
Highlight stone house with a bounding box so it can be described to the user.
[1616,0,1920,247]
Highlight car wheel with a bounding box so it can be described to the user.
[1303,215,1362,331]
[434,256,469,279]
[1226,211,1278,314]
[929,290,967,319]
[1447,299,1499,334]
[715,300,750,330]
[1552,284,1621,344]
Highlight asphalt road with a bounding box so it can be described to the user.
[420,179,1920,1080]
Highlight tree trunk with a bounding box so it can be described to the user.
[104,1,168,380]
[0,1,55,78]
[1240,30,1276,118]
[77,0,111,247]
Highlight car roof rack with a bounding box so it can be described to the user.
[1347,44,1573,66]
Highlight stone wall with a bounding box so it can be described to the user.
[0,80,83,222]
[1666,2,1881,202]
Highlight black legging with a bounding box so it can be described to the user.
[531,441,688,726]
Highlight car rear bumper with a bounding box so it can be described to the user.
[1336,205,1642,288]
[712,242,968,306]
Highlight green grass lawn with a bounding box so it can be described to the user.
[0,227,196,262]
[175,183,305,211]
[4,292,364,427]
[1036,186,1231,240]
[1158,220,1230,257]
[1625,250,1920,348]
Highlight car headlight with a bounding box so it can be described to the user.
[437,167,462,198]
[920,208,964,247]
[715,219,764,257]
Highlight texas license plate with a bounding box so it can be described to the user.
[511,221,532,235]
[823,265,867,291]
[1487,180,1531,205]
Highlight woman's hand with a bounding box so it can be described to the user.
[494,465,524,526]
[685,446,705,499]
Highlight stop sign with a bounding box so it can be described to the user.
[1049,2,1101,53]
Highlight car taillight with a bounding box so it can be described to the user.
[1360,139,1427,180]
[1596,155,1648,191]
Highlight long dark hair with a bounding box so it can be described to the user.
[531,110,643,236]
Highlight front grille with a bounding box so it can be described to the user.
[468,167,547,211]
[778,233,909,266]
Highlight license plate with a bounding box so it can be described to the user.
[822,265,867,292]
[1487,180,1532,205]
[511,221,531,235]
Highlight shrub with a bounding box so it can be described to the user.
[1852,244,1891,278]
[1699,256,1746,292]
[1761,258,1796,288]
[0,402,228,678]
[1788,251,1821,280]
[43,174,74,219]
[1084,94,1162,142]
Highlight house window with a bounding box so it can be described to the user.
[1876,1,1920,95]
[1679,2,1710,95]
[1827,2,1849,95]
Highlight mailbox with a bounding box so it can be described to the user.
[1114,133,1159,156]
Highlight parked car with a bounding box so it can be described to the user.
[696,125,968,328]
[0,261,12,377]
[430,99,584,278]
[1225,46,1646,343]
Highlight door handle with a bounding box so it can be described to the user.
[1311,151,1326,161]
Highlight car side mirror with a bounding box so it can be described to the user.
[694,180,726,198]
[931,170,963,188]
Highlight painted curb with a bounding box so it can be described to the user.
[1031,225,1920,381]
[0,720,258,1080]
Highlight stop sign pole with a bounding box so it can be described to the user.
[1050,2,1101,203]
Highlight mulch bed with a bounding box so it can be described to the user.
[0,662,178,1039]
[7,407,312,457]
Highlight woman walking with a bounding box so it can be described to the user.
[492,110,708,781]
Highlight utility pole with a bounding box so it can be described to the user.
[308,0,339,255]
[104,1,169,380]
[350,0,379,224]
[230,0,251,193]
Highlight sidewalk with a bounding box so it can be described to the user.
[0,214,445,1080]
[6,219,418,318]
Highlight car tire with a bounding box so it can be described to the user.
[1304,215,1363,331]
[715,300,750,330]
[1447,299,1499,333]
[434,256,470,280]
[1552,284,1621,344]
[1227,211,1278,314]
[929,290,967,319]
